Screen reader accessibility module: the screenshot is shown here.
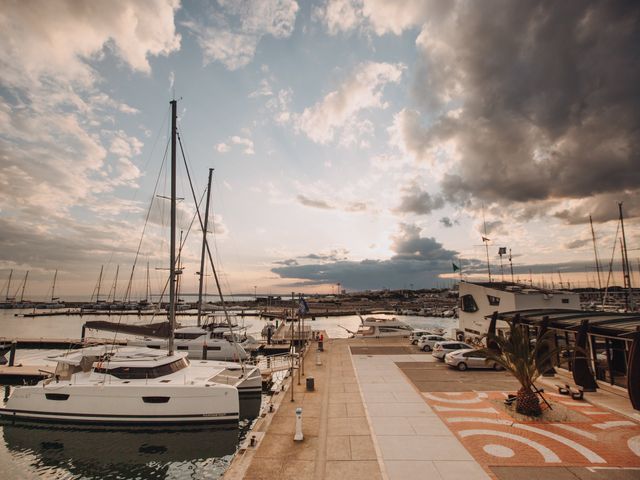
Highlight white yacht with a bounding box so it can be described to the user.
[354,317,414,337]
[458,280,581,340]
[0,346,240,425]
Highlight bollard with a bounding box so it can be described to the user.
[306,376,315,391]
[202,344,208,360]
[250,435,257,447]
[316,351,322,366]
[294,407,303,441]
[8,341,17,367]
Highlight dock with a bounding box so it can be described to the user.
[0,337,127,350]
[225,336,640,480]
[0,365,49,385]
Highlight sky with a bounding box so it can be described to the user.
[0,0,639,300]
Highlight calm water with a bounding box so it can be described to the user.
[0,309,455,479]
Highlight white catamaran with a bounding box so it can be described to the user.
[1,100,261,424]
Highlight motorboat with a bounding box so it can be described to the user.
[354,317,414,337]
[0,346,240,425]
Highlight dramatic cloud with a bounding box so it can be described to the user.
[184,0,299,70]
[296,62,404,144]
[388,1,640,220]
[394,183,444,215]
[272,223,459,289]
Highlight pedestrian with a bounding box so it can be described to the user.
[318,332,324,352]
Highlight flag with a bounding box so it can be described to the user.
[452,262,460,272]
[482,236,490,242]
[498,247,507,255]
[298,297,309,315]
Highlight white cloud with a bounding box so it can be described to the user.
[296,62,404,144]
[314,0,434,36]
[0,0,181,88]
[184,0,299,70]
[314,0,363,35]
[216,135,255,155]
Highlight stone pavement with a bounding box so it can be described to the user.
[225,337,640,480]
[225,338,383,480]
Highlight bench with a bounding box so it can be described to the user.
[556,383,584,400]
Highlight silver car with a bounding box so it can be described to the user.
[409,329,432,345]
[431,341,473,360]
[444,348,504,371]
[417,335,448,352]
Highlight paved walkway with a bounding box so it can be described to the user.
[226,338,383,480]
[225,337,640,480]
[351,351,490,480]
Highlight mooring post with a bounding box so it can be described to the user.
[202,344,208,360]
[8,340,17,367]
[294,407,303,441]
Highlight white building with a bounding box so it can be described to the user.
[458,281,581,339]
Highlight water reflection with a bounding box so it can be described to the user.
[2,422,239,479]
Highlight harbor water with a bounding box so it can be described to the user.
[0,309,456,479]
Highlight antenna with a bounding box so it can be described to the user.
[509,249,514,283]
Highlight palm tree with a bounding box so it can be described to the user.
[477,320,564,416]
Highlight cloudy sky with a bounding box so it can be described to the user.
[1,0,638,299]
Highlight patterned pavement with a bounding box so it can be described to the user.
[421,390,640,469]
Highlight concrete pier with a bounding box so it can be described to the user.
[225,336,640,480]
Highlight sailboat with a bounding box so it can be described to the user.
[0,100,247,425]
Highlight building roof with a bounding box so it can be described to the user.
[492,309,640,338]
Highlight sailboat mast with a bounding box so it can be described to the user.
[589,215,603,293]
[96,265,103,302]
[5,269,12,301]
[20,271,29,303]
[482,207,492,282]
[197,168,214,327]
[146,261,150,302]
[618,202,632,310]
[51,269,58,301]
[111,265,120,303]
[168,99,177,356]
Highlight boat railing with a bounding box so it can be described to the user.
[252,352,295,374]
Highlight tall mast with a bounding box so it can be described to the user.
[96,265,103,302]
[5,269,12,301]
[51,269,58,301]
[482,206,492,282]
[146,261,150,302]
[197,168,214,327]
[509,249,514,283]
[110,265,120,303]
[168,99,177,356]
[589,215,603,293]
[618,202,632,310]
[20,271,29,303]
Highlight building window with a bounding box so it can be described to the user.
[460,294,478,313]
[561,298,569,304]
[487,295,500,306]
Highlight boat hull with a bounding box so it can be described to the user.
[0,383,239,426]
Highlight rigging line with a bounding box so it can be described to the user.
[122,136,171,302]
[602,220,621,307]
[176,130,245,371]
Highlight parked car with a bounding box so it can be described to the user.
[409,329,432,345]
[432,341,473,360]
[417,335,449,352]
[444,348,504,371]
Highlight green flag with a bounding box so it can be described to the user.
[452,262,460,272]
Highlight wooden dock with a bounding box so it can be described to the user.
[0,365,49,385]
[0,337,127,350]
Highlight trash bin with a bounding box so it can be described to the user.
[306,376,315,391]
